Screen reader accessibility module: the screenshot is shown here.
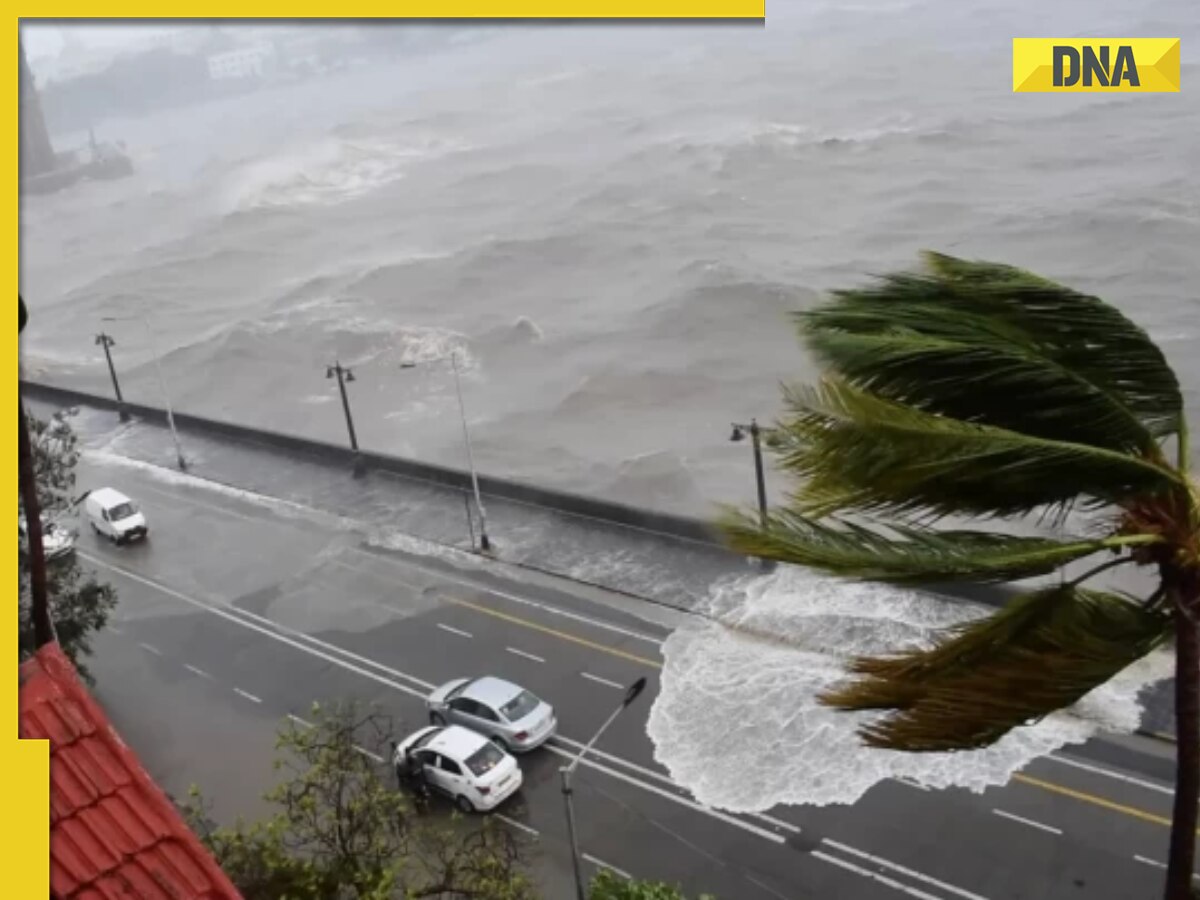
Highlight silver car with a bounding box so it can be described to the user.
[426,676,557,753]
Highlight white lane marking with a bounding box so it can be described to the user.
[436,623,473,639]
[1134,855,1166,870]
[992,809,1062,836]
[581,672,624,690]
[108,625,124,635]
[1046,753,1174,796]
[233,688,262,704]
[354,745,385,764]
[184,664,214,681]
[495,813,539,838]
[506,647,545,663]
[823,840,991,900]
[583,854,632,880]
[346,544,665,646]
[813,850,943,900]
[138,641,162,657]
[86,553,984,897]
[895,777,931,792]
[288,714,314,729]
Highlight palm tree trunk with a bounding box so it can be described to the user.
[18,396,55,649]
[1166,575,1200,900]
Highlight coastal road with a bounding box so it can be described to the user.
[74,454,1191,900]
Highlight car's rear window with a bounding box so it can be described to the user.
[447,679,475,701]
[412,728,441,751]
[500,690,540,722]
[465,741,504,777]
[109,502,136,521]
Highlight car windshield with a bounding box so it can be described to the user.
[500,690,540,722]
[464,741,505,777]
[108,502,136,521]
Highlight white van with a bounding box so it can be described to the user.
[85,488,148,545]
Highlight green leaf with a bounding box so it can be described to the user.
[718,506,1155,584]
[820,585,1171,751]
[775,377,1181,519]
[799,252,1183,442]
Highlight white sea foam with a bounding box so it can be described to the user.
[646,564,1175,813]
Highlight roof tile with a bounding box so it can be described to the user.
[19,644,242,899]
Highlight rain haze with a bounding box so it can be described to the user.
[17,0,1200,854]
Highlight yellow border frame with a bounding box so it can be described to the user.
[11,9,763,895]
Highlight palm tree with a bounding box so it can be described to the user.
[721,253,1198,900]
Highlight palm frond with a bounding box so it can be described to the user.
[775,378,1181,519]
[819,585,1171,751]
[798,252,1183,443]
[718,506,1152,584]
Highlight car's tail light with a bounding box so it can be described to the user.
[514,731,529,742]
[478,786,491,795]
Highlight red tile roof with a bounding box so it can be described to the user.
[19,643,243,900]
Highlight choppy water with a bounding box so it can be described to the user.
[21,1,1200,521]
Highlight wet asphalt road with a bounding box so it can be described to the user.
[71,451,1192,900]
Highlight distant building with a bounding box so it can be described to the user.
[206,43,275,81]
[19,39,56,177]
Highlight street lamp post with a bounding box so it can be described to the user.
[730,419,768,528]
[400,352,492,554]
[101,316,187,471]
[326,362,365,477]
[94,332,129,422]
[559,677,647,900]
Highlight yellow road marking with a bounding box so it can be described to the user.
[1013,773,1192,832]
[451,595,1183,833]
[447,597,663,669]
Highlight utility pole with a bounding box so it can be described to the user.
[449,351,490,552]
[327,362,365,476]
[94,332,129,422]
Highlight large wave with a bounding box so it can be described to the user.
[647,565,1174,813]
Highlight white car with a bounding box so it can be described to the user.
[393,724,523,813]
[18,515,75,562]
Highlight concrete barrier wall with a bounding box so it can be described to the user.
[20,379,726,548]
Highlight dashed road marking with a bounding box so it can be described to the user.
[436,623,473,639]
[233,688,262,704]
[992,809,1062,835]
[184,664,214,681]
[583,854,631,880]
[1134,855,1167,870]
[581,672,624,690]
[506,647,545,663]
[448,596,661,668]
[137,641,162,657]
[354,745,385,764]
[288,713,314,729]
[1046,753,1173,796]
[495,813,539,838]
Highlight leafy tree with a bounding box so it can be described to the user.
[17,409,116,683]
[589,870,715,899]
[721,253,1198,900]
[184,701,536,899]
